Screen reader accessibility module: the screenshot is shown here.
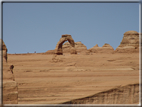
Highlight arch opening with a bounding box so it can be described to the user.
[54,34,77,55]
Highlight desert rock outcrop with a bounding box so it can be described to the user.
[54,34,77,55]
[0,39,18,104]
[115,31,139,53]
[89,43,114,53]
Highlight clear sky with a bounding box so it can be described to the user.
[2,2,139,54]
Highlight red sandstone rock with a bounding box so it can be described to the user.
[54,34,77,55]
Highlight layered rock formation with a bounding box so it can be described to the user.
[2,59,18,104]
[63,83,139,104]
[115,31,139,53]
[88,43,114,53]
[54,34,77,55]
[0,39,18,104]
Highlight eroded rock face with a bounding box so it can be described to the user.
[88,43,114,53]
[54,34,77,55]
[63,83,139,104]
[3,81,18,104]
[2,52,18,104]
[3,63,15,81]
[115,31,139,53]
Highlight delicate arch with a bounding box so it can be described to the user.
[54,34,77,55]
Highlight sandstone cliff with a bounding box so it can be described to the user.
[115,31,139,53]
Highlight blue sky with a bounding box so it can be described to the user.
[2,2,139,54]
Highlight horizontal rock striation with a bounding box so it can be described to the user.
[62,83,139,104]
[2,55,18,104]
[1,40,18,104]
[3,81,18,104]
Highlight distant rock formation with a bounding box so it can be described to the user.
[46,41,87,54]
[88,43,114,53]
[62,41,87,53]
[0,39,18,104]
[115,31,139,53]
[54,34,77,55]
[74,41,88,52]
[46,31,140,54]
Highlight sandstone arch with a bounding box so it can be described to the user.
[54,34,77,55]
